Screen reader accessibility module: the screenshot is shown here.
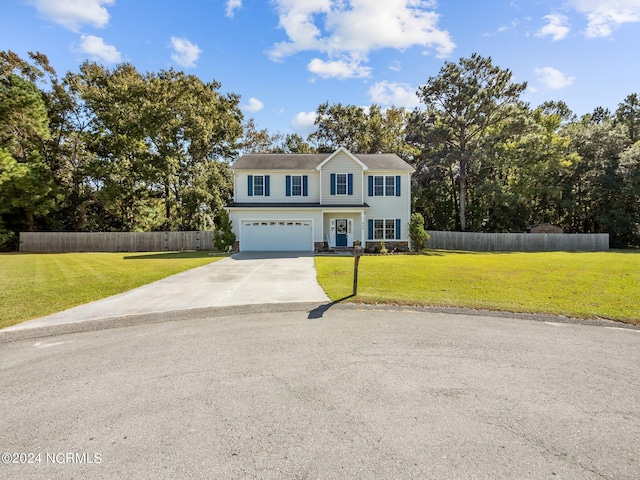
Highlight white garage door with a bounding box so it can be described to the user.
[241,220,313,252]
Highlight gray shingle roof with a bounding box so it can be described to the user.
[226,202,370,208]
[231,152,415,172]
[357,154,415,171]
[231,154,327,170]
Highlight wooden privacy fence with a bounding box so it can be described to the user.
[425,231,609,252]
[19,231,215,253]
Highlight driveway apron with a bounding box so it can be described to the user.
[3,252,329,331]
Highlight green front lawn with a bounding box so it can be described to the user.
[315,251,640,325]
[0,252,225,329]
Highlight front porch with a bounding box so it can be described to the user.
[318,209,366,252]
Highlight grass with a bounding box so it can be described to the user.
[315,250,640,325]
[0,251,225,329]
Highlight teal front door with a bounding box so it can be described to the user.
[336,219,348,247]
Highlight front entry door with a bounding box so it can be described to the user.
[336,219,348,247]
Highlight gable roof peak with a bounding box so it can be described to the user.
[315,146,369,171]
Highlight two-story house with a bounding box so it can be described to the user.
[226,146,415,252]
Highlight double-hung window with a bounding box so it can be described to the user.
[330,173,353,195]
[336,174,347,195]
[369,218,401,240]
[253,175,264,196]
[248,175,270,197]
[291,175,302,196]
[385,176,395,196]
[374,176,384,196]
[374,219,385,239]
[368,175,401,197]
[385,219,395,239]
[286,175,308,196]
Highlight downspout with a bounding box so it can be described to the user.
[407,172,412,250]
[232,171,237,203]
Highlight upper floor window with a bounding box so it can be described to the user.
[253,175,264,196]
[336,174,347,195]
[330,173,353,195]
[291,175,302,196]
[248,175,270,197]
[286,175,308,196]
[385,176,395,196]
[374,176,384,196]
[368,175,401,197]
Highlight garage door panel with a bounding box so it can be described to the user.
[242,221,312,251]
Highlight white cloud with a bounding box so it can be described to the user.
[30,0,114,31]
[535,14,570,41]
[484,19,520,37]
[268,0,454,78]
[307,58,371,79]
[78,35,121,63]
[368,81,420,108]
[242,97,264,112]
[292,111,317,136]
[388,60,402,72]
[534,67,576,90]
[170,37,202,68]
[226,0,242,18]
[569,0,640,37]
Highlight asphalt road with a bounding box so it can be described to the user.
[1,304,639,479]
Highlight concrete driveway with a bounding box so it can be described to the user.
[3,252,329,331]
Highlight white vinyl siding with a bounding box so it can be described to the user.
[234,172,320,203]
[320,152,363,205]
[365,172,412,241]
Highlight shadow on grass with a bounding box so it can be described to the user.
[124,251,227,260]
[308,295,355,320]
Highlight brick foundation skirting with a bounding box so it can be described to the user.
[314,242,327,252]
[365,241,409,253]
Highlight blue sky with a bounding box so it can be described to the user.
[2,0,639,136]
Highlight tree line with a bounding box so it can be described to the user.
[1,51,639,249]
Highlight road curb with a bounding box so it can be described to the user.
[2,301,638,344]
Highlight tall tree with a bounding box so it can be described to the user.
[309,102,411,155]
[241,118,282,154]
[405,108,459,230]
[0,52,57,235]
[617,141,640,245]
[616,93,640,143]
[416,53,527,231]
[66,62,242,231]
[276,133,315,154]
[560,115,631,245]
[310,102,371,153]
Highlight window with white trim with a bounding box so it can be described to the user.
[336,173,347,195]
[253,175,264,196]
[374,219,384,239]
[371,175,396,196]
[373,219,396,240]
[374,176,384,196]
[291,175,302,196]
[385,176,395,196]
